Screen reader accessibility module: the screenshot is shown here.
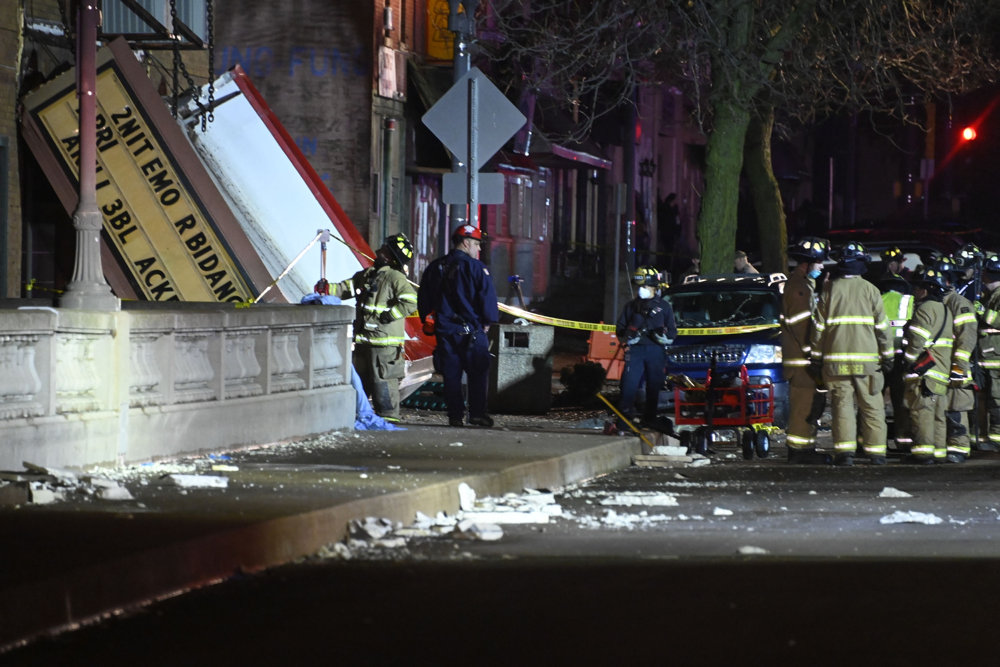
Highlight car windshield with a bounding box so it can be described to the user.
[667,289,780,327]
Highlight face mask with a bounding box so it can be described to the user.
[807,269,822,279]
[638,286,655,299]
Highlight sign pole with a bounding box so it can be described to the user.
[468,75,479,229]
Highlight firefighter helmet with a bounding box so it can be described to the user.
[934,255,964,278]
[835,240,870,264]
[881,247,904,264]
[382,233,414,267]
[913,267,947,296]
[788,237,829,263]
[632,265,660,287]
[452,224,484,242]
[984,253,1000,276]
[954,242,984,268]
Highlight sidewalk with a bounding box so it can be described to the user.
[0,419,637,650]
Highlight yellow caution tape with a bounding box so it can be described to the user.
[499,303,779,337]
[676,324,778,336]
[499,303,616,332]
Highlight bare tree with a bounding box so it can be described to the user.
[485,0,1000,273]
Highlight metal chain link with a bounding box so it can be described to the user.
[169,0,211,131]
[207,0,215,124]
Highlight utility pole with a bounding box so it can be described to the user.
[60,1,119,311]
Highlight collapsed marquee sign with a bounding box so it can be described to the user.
[21,38,275,303]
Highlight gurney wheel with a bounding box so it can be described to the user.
[740,430,754,460]
[754,430,770,459]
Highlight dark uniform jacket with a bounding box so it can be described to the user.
[615,297,677,347]
[418,248,499,337]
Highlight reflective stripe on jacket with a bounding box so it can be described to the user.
[334,264,417,347]
[811,274,893,376]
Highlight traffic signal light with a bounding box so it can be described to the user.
[961,125,977,141]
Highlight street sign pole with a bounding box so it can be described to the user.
[468,75,479,228]
[447,0,476,238]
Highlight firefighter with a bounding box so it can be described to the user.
[879,263,915,451]
[614,265,677,432]
[976,253,1000,451]
[901,267,954,464]
[782,237,832,464]
[417,224,500,428]
[333,234,418,421]
[935,257,979,462]
[877,246,911,293]
[954,242,985,303]
[810,241,894,466]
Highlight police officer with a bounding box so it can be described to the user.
[901,267,954,464]
[936,256,979,462]
[417,224,500,428]
[333,234,418,421]
[782,237,831,464]
[810,241,894,466]
[615,265,677,432]
[976,253,1000,450]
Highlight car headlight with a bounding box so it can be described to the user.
[745,344,781,364]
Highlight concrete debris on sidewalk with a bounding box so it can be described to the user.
[0,462,134,506]
[879,510,943,525]
[878,486,913,498]
[598,491,680,507]
[158,474,229,489]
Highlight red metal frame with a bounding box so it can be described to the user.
[674,366,774,427]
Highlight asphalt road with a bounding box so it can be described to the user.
[8,450,1000,666]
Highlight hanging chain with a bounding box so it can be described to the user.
[206,0,215,125]
[169,0,211,131]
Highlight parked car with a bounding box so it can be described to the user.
[661,273,789,429]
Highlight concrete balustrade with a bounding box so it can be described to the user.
[0,303,355,470]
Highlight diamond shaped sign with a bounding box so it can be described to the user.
[422,67,526,173]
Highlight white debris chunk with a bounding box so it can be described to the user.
[458,482,477,511]
[738,545,770,555]
[651,445,688,457]
[453,519,504,541]
[24,462,78,484]
[460,510,551,524]
[349,517,396,540]
[713,507,734,516]
[96,485,134,501]
[599,492,679,507]
[878,486,913,498]
[28,483,65,505]
[879,510,943,525]
[162,474,229,489]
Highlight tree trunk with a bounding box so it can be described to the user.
[744,106,787,274]
[696,100,750,274]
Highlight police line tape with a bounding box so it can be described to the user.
[497,303,780,337]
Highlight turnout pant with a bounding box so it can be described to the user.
[354,344,406,419]
[905,378,947,460]
[785,366,826,451]
[946,385,974,457]
[826,373,887,457]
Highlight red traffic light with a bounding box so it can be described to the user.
[961,126,977,141]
